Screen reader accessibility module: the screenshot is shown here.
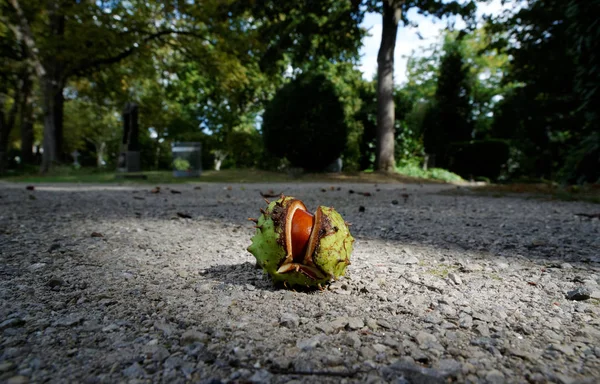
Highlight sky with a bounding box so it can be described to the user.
[358,0,508,85]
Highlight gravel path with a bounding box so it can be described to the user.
[1,181,599,384]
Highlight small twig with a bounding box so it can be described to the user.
[575,213,600,219]
[399,275,444,294]
[268,368,362,377]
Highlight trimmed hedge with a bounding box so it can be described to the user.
[262,73,348,171]
[449,139,510,180]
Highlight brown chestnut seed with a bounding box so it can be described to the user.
[291,208,314,262]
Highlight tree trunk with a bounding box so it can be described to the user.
[54,83,65,162]
[96,142,106,167]
[0,82,21,173]
[375,0,401,172]
[214,150,227,171]
[20,73,34,165]
[50,7,65,163]
[40,77,57,173]
[39,3,65,173]
[0,114,7,173]
[155,140,161,170]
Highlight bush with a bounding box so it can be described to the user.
[226,129,264,168]
[448,140,510,181]
[262,73,348,171]
[395,159,463,182]
[560,131,600,184]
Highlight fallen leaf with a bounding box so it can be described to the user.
[321,188,327,192]
[170,190,182,194]
[360,192,372,197]
[91,232,103,238]
[150,187,160,194]
[133,196,145,200]
[26,185,35,191]
[527,281,537,286]
[177,212,192,219]
[194,186,202,190]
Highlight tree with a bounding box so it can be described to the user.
[262,73,348,171]
[365,0,477,172]
[488,0,585,180]
[424,35,475,167]
[5,0,267,173]
[562,0,600,183]
[233,0,364,75]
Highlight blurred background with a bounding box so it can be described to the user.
[0,0,598,185]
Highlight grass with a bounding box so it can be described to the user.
[0,166,441,185]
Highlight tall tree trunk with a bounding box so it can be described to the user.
[9,0,64,173]
[54,83,65,162]
[376,0,401,172]
[40,77,56,173]
[8,0,47,170]
[49,6,65,163]
[20,73,34,165]
[96,142,106,167]
[0,110,8,174]
[0,82,21,173]
[40,3,65,172]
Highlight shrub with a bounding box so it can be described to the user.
[226,128,264,168]
[449,140,510,181]
[262,73,348,171]
[395,159,463,182]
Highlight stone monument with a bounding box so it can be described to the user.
[117,103,141,173]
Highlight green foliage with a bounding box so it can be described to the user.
[225,127,264,169]
[559,132,600,184]
[395,159,463,182]
[234,0,364,75]
[173,158,191,171]
[355,80,378,170]
[422,37,474,170]
[355,81,423,170]
[262,73,348,171]
[487,0,598,183]
[404,27,513,171]
[562,0,600,183]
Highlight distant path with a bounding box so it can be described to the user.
[1,182,599,383]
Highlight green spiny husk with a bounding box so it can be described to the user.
[247,196,353,289]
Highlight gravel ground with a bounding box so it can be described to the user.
[0,181,599,384]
